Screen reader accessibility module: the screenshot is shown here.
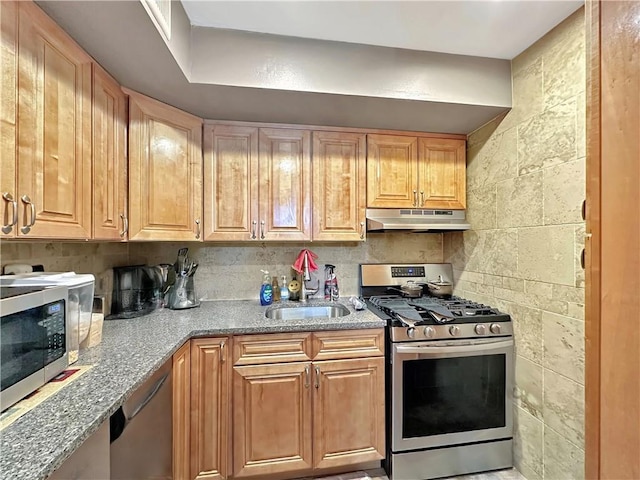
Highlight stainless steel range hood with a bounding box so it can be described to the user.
[366,208,471,232]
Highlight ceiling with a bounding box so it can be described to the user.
[180,0,584,60]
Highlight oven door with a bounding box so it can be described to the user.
[391,337,513,452]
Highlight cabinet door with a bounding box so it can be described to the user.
[367,134,418,208]
[1,1,17,237]
[258,128,311,241]
[312,132,366,241]
[233,362,313,477]
[312,357,385,469]
[92,63,127,240]
[191,338,230,480]
[127,89,203,241]
[203,125,258,241]
[16,1,92,238]
[173,341,191,480]
[418,138,466,209]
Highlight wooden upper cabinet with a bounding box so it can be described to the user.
[418,138,466,209]
[15,1,92,238]
[367,134,418,208]
[367,133,466,209]
[172,341,191,480]
[233,361,313,477]
[191,337,230,480]
[127,90,203,241]
[1,1,17,237]
[203,125,258,241]
[312,357,385,469]
[203,124,310,242]
[312,132,366,241]
[259,128,311,241]
[92,63,127,240]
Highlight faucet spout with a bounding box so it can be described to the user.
[300,256,319,302]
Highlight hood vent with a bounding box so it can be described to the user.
[366,208,471,232]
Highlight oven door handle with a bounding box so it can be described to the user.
[395,339,513,355]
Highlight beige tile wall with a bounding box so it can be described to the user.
[0,241,130,276]
[128,233,444,300]
[444,9,586,480]
[1,234,444,301]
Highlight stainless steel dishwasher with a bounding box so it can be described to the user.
[110,358,172,479]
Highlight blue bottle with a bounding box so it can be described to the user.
[260,270,273,306]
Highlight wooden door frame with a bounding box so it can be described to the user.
[585,1,640,478]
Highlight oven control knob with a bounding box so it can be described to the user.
[449,325,460,336]
[423,326,436,338]
[490,323,502,334]
[475,324,487,335]
[407,327,416,339]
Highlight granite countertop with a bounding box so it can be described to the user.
[0,299,385,480]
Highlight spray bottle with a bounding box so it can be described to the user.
[324,264,339,300]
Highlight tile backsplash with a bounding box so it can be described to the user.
[0,232,444,301]
[129,233,444,300]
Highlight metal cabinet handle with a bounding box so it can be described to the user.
[119,213,128,238]
[195,219,201,239]
[314,366,320,389]
[20,195,36,234]
[260,220,265,240]
[581,200,586,221]
[360,221,365,240]
[420,191,425,207]
[304,365,310,388]
[2,192,18,234]
[251,220,257,240]
[412,190,418,207]
[220,341,226,363]
[581,248,585,270]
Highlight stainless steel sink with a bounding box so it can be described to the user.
[264,304,350,320]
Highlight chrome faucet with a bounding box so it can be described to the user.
[300,253,319,302]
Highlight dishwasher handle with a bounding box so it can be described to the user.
[110,371,170,443]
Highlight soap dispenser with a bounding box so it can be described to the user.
[260,270,273,305]
[280,275,290,301]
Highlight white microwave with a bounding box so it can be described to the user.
[0,285,68,411]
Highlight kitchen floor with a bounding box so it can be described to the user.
[310,468,525,480]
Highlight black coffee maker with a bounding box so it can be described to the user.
[107,265,165,319]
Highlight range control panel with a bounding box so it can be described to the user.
[391,266,425,278]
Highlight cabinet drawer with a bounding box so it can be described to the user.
[233,332,312,365]
[312,329,385,360]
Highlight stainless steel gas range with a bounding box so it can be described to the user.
[360,263,514,480]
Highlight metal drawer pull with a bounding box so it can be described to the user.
[20,195,36,234]
[220,341,226,363]
[260,220,265,240]
[2,192,18,234]
[251,220,257,239]
[581,200,586,221]
[581,248,585,269]
[413,190,418,207]
[314,366,320,388]
[304,366,310,388]
[360,221,365,239]
[119,213,128,237]
[420,191,425,207]
[195,218,201,239]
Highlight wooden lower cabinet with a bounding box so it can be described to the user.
[312,358,385,469]
[231,330,385,479]
[180,330,385,480]
[191,337,231,480]
[173,341,192,480]
[233,362,314,477]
